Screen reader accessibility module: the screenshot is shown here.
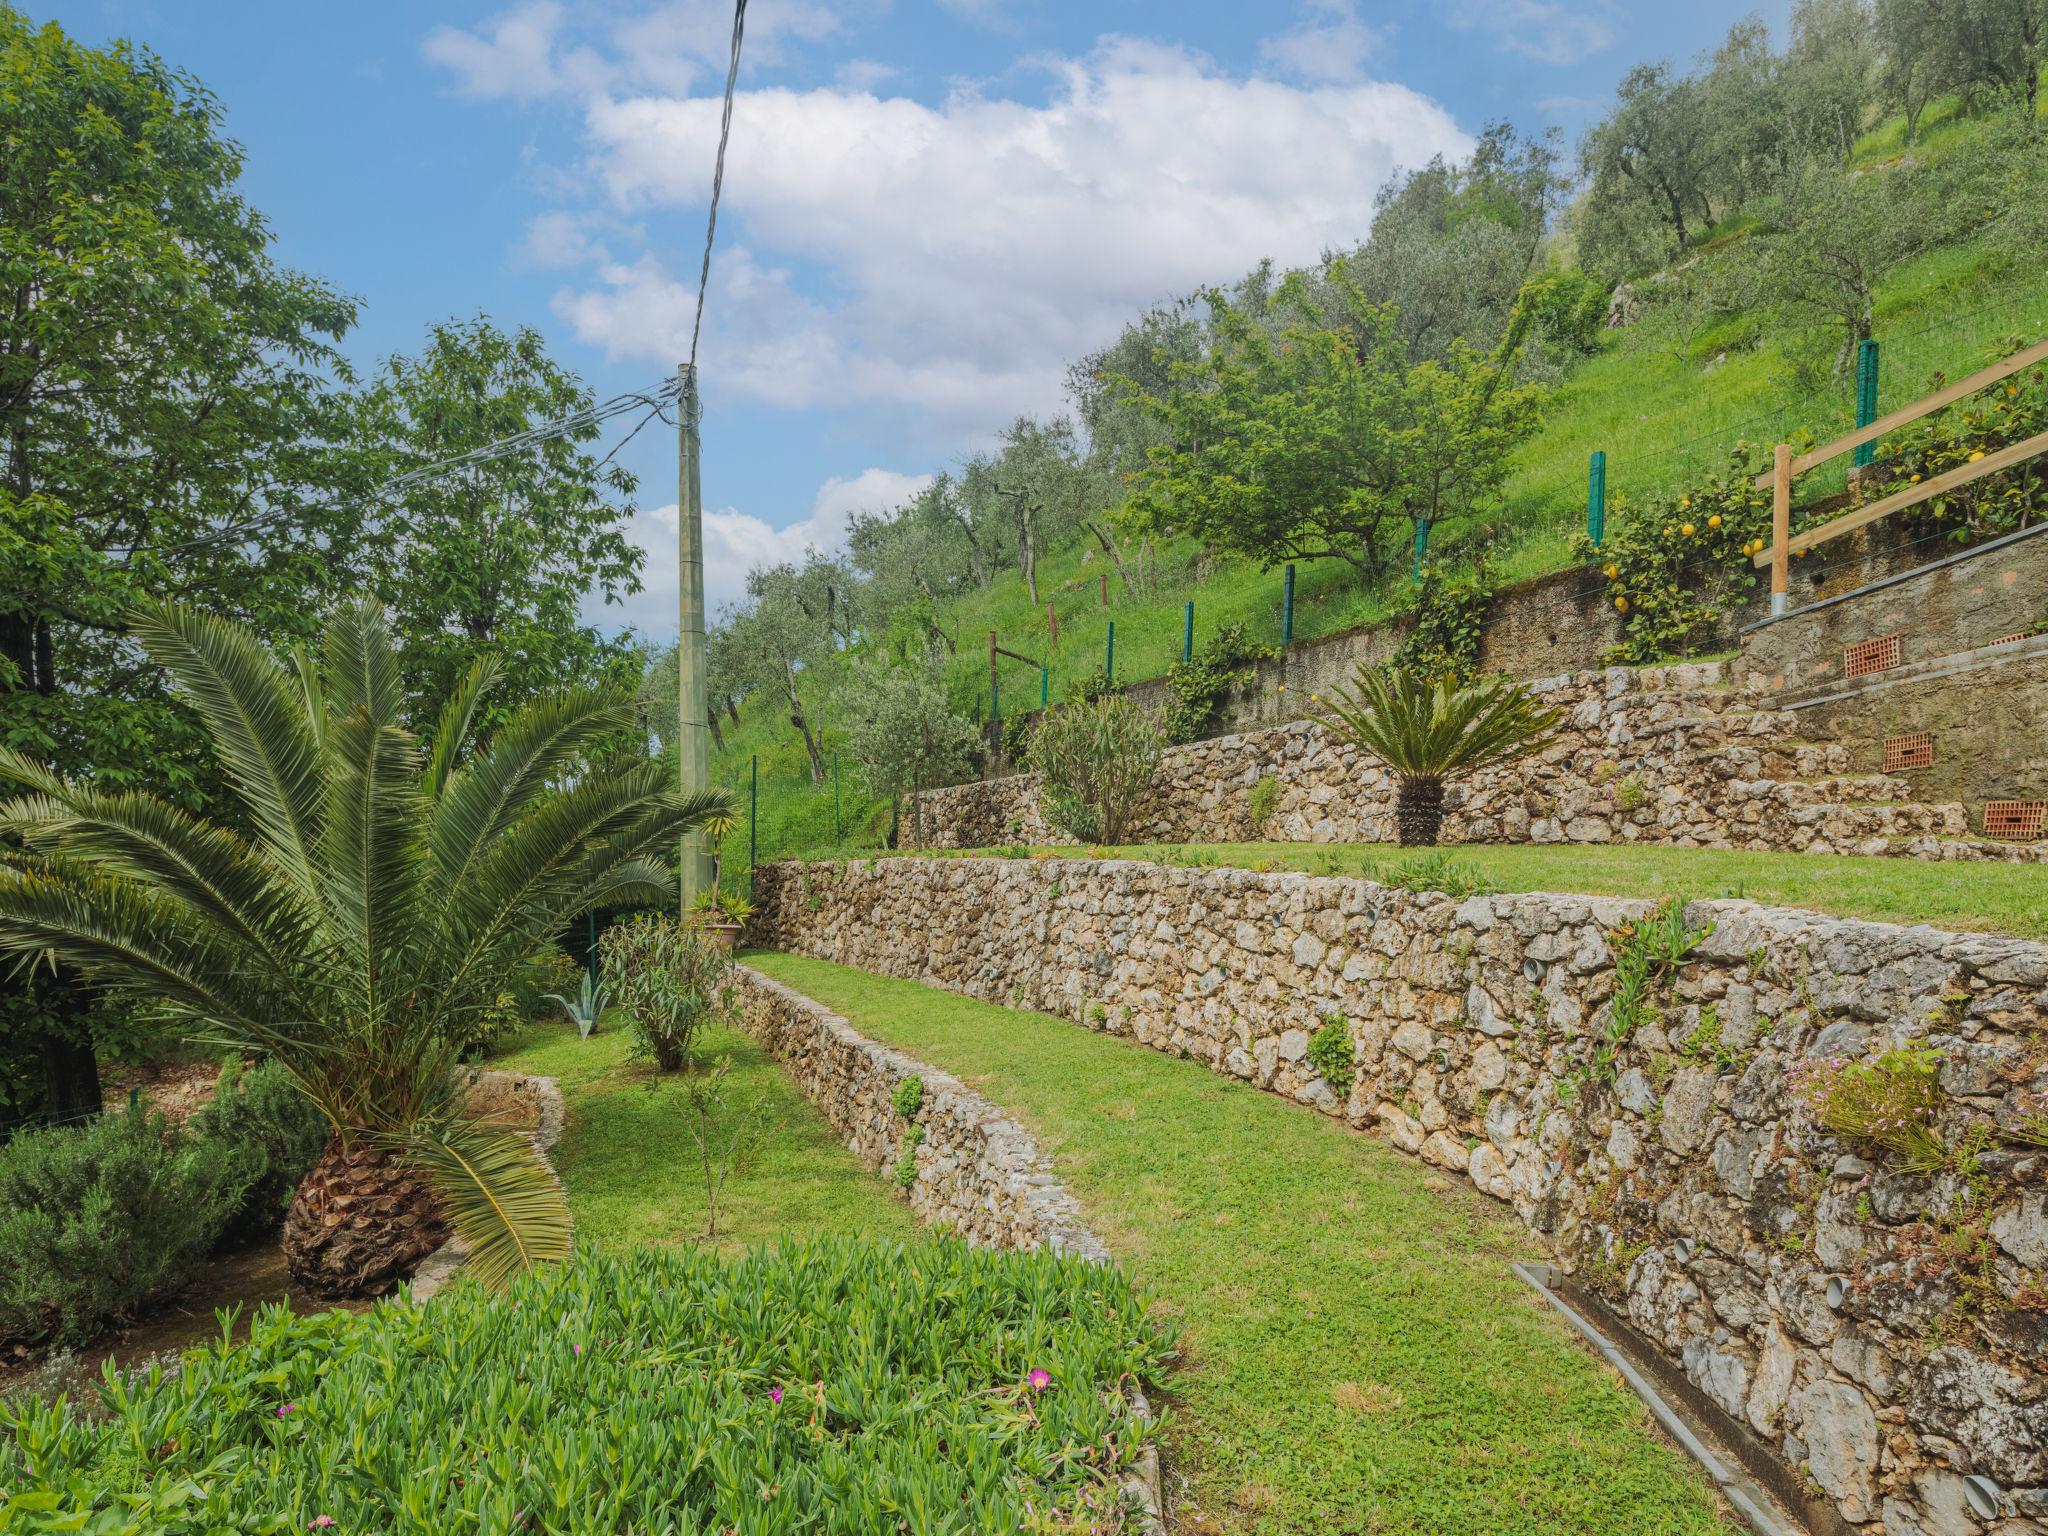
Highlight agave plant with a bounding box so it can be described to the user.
[1313,667,1561,846]
[545,971,612,1040]
[0,598,731,1297]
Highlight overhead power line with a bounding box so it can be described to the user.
[687,0,748,376]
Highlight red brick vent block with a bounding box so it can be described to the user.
[1844,634,1903,678]
[1985,800,2048,841]
[1989,631,2034,647]
[1883,733,1934,773]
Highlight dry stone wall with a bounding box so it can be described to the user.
[924,662,2039,860]
[752,855,2048,1535]
[730,967,1107,1262]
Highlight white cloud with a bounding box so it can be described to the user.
[424,0,842,101]
[597,467,932,634]
[1452,1,1614,67]
[547,39,1470,434]
[1258,0,1383,85]
[832,57,899,92]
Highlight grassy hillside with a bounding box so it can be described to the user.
[710,96,2048,871]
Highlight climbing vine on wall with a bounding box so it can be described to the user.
[1163,622,1277,744]
[1391,559,1495,681]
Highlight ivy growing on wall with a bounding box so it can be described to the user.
[1163,622,1277,744]
[1391,559,1495,682]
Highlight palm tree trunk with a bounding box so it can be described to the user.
[1393,777,1446,847]
[283,1133,449,1298]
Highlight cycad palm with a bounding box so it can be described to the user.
[1314,667,1561,846]
[0,598,730,1296]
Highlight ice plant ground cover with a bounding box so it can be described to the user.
[747,953,1739,1536]
[0,1240,1168,1535]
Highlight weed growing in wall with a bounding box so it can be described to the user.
[893,1075,925,1120]
[1307,1015,1356,1097]
[1790,1044,1948,1172]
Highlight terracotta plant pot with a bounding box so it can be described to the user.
[694,921,743,952]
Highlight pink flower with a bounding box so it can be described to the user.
[277,1403,297,1417]
[572,1343,582,1356]
[1027,1369,1052,1393]
[308,1518,335,1530]
[768,1387,784,1405]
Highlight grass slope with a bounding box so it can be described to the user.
[746,951,1741,1536]
[490,1012,923,1251]
[913,841,2048,939]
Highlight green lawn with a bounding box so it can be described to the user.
[489,1013,923,1252]
[916,841,2048,939]
[745,951,1740,1536]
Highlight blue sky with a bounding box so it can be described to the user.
[50,0,1789,635]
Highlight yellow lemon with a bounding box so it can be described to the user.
[1662,524,1675,537]
[1681,523,1696,537]
[1614,596,1630,612]
[1603,563,1619,579]
[1707,514,1722,529]
[1969,450,1986,462]
[1909,473,1921,484]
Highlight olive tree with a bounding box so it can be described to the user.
[844,658,979,848]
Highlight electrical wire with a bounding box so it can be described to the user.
[687,0,748,376]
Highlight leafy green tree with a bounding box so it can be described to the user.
[1028,694,1162,846]
[1116,269,1545,576]
[0,597,730,1295]
[0,6,364,1119]
[357,317,646,734]
[1876,0,1963,142]
[844,656,979,847]
[1577,64,1720,274]
[1312,668,1561,847]
[725,555,853,785]
[963,416,1105,606]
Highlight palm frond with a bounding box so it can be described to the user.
[126,600,323,886]
[0,782,324,1001]
[1314,668,1561,782]
[429,687,645,897]
[427,654,503,801]
[317,713,431,1027]
[398,1117,572,1292]
[322,595,406,728]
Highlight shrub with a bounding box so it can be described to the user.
[892,1075,925,1119]
[0,1105,250,1347]
[1247,775,1280,827]
[1306,1016,1356,1097]
[1028,693,1163,845]
[0,1240,1172,1534]
[1391,559,1494,684]
[508,947,584,1022]
[1163,622,1274,744]
[1791,1044,1947,1172]
[188,1057,330,1248]
[893,1124,925,1189]
[598,914,734,1071]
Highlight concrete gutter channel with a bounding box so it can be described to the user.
[1515,1263,1831,1536]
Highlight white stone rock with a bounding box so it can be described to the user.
[1793,1379,1881,1523]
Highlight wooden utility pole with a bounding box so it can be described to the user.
[677,364,714,909]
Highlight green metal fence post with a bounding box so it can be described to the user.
[1040,666,1048,707]
[1412,519,1430,576]
[1587,450,1607,545]
[832,750,840,844]
[1182,600,1194,663]
[1854,339,1880,468]
[748,755,758,899]
[1105,621,1115,683]
[1282,564,1295,645]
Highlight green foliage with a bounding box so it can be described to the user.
[892,1075,926,1120]
[1306,1016,1357,1097]
[1574,439,1777,664]
[1361,851,1500,898]
[1792,1043,1948,1172]
[0,1240,1169,1534]
[1572,902,1712,1092]
[1163,622,1275,744]
[543,971,613,1041]
[1067,669,1125,705]
[1247,775,1281,828]
[187,1057,330,1247]
[1864,346,2048,543]
[508,948,584,1023]
[1391,560,1495,683]
[1027,694,1163,845]
[0,599,727,1289]
[843,654,980,848]
[598,915,735,1073]
[892,1124,925,1190]
[0,1105,249,1347]
[357,317,646,735]
[1314,667,1562,784]
[1116,265,1547,576]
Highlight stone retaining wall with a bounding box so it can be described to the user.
[753,855,2048,1535]
[922,662,2039,860]
[731,967,1108,1261]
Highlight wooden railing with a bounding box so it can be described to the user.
[1751,335,2048,613]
